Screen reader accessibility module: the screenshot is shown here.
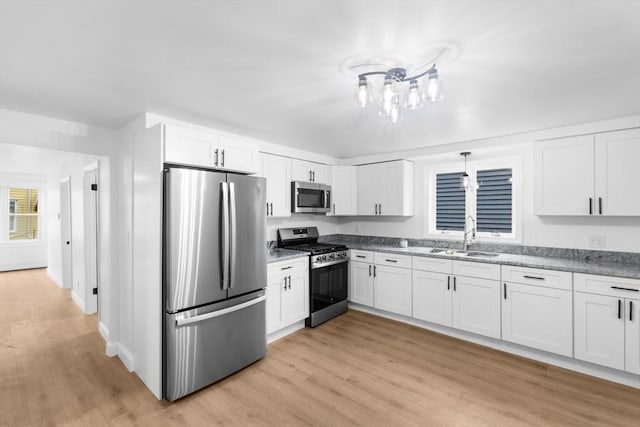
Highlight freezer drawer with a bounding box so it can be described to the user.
[163,291,267,401]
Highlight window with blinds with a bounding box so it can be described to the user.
[476,168,512,234]
[435,172,465,231]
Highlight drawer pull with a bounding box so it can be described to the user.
[453,276,457,292]
[504,283,507,300]
[281,266,293,270]
[385,259,398,263]
[618,299,622,320]
[356,255,366,259]
[447,276,450,290]
[631,301,634,322]
[523,275,545,280]
[611,286,639,292]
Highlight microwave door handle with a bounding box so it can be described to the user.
[229,182,237,289]
[325,190,331,209]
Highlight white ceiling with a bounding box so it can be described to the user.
[1,1,640,158]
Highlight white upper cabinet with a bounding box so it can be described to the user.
[594,129,640,216]
[356,160,414,216]
[291,159,331,184]
[164,125,258,174]
[328,166,357,216]
[534,128,640,216]
[259,153,291,218]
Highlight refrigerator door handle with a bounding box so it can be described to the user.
[221,182,230,290]
[229,182,237,288]
[175,295,266,327]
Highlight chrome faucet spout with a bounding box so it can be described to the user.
[462,215,476,251]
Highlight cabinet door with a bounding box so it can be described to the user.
[356,164,377,215]
[260,153,291,217]
[533,135,595,215]
[373,265,412,316]
[218,134,258,174]
[266,273,284,334]
[282,266,309,324]
[349,261,374,306]
[379,160,408,216]
[412,270,452,327]
[164,126,216,168]
[502,282,573,357]
[329,166,357,216]
[452,276,501,339]
[312,164,331,185]
[574,292,625,370]
[625,298,640,374]
[595,129,640,216]
[291,159,311,182]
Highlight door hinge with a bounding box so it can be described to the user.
[91,184,98,191]
[92,287,98,295]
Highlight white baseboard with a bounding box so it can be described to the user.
[267,320,305,344]
[0,262,47,272]
[71,291,85,313]
[47,269,63,288]
[117,344,135,372]
[105,341,119,357]
[349,303,640,390]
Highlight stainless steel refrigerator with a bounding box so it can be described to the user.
[163,167,267,401]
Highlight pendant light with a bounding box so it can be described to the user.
[460,152,471,189]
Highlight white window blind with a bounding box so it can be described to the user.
[476,168,512,233]
[436,172,465,231]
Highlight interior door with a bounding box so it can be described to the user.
[83,166,99,314]
[226,174,267,297]
[165,167,227,312]
[59,177,73,289]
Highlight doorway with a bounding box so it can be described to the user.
[83,163,99,314]
[59,177,72,289]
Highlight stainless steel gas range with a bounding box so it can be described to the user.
[277,227,348,327]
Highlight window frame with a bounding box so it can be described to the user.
[8,199,17,233]
[426,157,521,243]
[5,187,41,244]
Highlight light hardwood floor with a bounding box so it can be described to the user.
[2,268,640,426]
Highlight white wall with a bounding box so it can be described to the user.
[0,110,118,357]
[338,116,640,253]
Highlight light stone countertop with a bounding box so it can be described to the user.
[266,248,309,264]
[332,242,640,280]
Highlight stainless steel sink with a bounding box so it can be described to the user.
[429,248,499,258]
[466,251,500,258]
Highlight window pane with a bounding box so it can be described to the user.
[8,188,39,240]
[477,168,512,233]
[436,172,465,231]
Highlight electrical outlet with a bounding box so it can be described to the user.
[588,235,606,249]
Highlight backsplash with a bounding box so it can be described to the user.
[318,234,640,265]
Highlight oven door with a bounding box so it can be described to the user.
[310,260,348,313]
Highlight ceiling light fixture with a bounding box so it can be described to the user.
[460,151,471,189]
[355,64,443,123]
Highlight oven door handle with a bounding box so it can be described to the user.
[311,258,348,269]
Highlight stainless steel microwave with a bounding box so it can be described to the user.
[291,181,331,213]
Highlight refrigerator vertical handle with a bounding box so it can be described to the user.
[229,182,237,288]
[221,182,230,290]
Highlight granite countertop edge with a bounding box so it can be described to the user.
[332,242,640,280]
[266,248,310,263]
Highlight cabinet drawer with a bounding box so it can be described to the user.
[374,252,412,269]
[412,256,453,274]
[267,258,308,276]
[452,260,500,281]
[350,250,373,263]
[574,273,640,298]
[501,265,572,291]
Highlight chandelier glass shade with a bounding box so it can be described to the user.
[355,63,443,123]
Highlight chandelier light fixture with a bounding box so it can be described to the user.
[355,63,444,123]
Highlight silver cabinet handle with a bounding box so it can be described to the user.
[214,149,219,166]
[176,295,266,326]
[221,149,225,167]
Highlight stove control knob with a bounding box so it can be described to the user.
[317,255,326,262]
[339,251,347,258]
[329,253,336,259]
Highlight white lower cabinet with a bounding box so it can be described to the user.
[349,260,374,307]
[412,270,452,327]
[502,282,573,357]
[374,264,412,316]
[451,275,501,339]
[574,273,640,374]
[266,258,309,335]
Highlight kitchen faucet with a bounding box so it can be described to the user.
[462,215,476,251]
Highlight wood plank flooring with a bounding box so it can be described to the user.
[2,268,640,426]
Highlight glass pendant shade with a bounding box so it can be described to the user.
[425,71,444,103]
[404,79,424,110]
[461,172,470,189]
[355,77,372,108]
[389,96,401,123]
[380,78,397,116]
